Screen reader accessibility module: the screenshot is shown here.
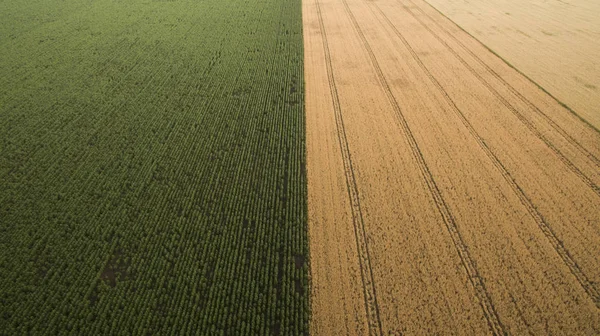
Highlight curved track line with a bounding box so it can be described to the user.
[314,0,384,334]
[369,0,600,309]
[401,0,600,197]
[340,0,507,333]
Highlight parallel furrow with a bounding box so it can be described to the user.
[314,0,384,334]
[341,0,506,333]
[370,0,600,309]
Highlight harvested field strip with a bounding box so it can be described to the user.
[408,0,600,169]
[369,0,600,308]
[400,0,600,197]
[424,0,600,130]
[314,0,384,333]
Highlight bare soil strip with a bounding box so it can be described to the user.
[305,0,600,334]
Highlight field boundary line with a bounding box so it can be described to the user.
[340,0,507,333]
[314,0,384,334]
[370,0,600,309]
[403,0,600,182]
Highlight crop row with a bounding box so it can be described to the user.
[0,0,308,334]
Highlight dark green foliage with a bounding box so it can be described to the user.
[0,0,308,334]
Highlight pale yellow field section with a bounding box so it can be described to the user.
[304,0,600,334]
[425,0,600,130]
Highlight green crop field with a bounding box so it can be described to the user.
[0,0,307,334]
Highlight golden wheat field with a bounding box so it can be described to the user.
[304,0,600,334]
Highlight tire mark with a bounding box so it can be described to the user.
[369,0,600,309]
[409,0,600,168]
[314,0,384,334]
[339,0,506,333]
